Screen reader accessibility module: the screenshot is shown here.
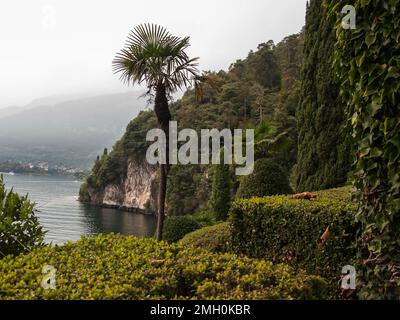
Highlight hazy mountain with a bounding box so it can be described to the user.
[0,91,148,168]
[0,106,24,119]
[25,93,95,109]
[0,93,96,120]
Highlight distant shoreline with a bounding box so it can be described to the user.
[0,161,88,180]
[0,171,85,180]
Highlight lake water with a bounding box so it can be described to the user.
[2,173,156,244]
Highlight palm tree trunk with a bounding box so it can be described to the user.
[156,163,167,241]
[154,84,171,241]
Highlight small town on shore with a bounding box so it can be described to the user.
[0,160,86,177]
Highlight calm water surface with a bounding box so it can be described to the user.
[3,173,156,244]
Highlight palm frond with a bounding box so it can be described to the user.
[113,23,201,94]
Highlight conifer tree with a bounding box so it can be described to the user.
[294,0,351,192]
[210,162,231,221]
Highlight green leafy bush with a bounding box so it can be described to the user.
[230,187,358,296]
[0,175,45,256]
[163,216,201,243]
[0,234,328,300]
[192,211,216,227]
[236,158,292,199]
[179,223,232,253]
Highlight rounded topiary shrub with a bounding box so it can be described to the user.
[179,223,232,253]
[236,158,292,199]
[163,215,201,243]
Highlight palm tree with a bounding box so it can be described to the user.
[113,24,201,241]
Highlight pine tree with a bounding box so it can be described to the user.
[294,0,351,192]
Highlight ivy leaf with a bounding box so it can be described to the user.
[365,33,377,48]
[389,137,400,151]
[370,148,383,158]
[360,148,370,158]
[371,102,383,116]
[385,66,400,79]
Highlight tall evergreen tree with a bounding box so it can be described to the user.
[294,0,351,192]
[210,162,231,221]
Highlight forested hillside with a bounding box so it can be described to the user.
[81,30,306,215]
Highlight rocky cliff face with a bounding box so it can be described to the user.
[86,161,158,214]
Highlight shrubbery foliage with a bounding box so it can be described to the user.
[231,187,358,295]
[163,216,201,243]
[236,158,292,199]
[0,176,45,257]
[179,223,232,254]
[0,234,328,300]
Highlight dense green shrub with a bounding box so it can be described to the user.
[191,210,216,228]
[231,187,358,296]
[179,223,232,253]
[329,0,400,300]
[0,234,328,300]
[0,176,45,257]
[163,216,201,243]
[236,158,292,199]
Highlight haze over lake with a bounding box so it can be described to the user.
[2,173,156,243]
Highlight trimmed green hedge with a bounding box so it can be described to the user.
[179,223,232,253]
[163,215,201,243]
[0,234,328,300]
[230,187,358,295]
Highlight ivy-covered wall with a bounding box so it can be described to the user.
[328,0,400,299]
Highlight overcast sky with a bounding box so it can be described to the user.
[0,0,307,108]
